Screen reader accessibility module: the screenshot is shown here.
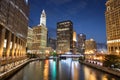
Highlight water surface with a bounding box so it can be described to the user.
[7,58,120,80]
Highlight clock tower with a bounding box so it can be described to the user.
[40,10,46,26]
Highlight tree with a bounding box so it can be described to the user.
[103,55,120,68]
[50,51,57,56]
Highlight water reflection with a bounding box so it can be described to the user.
[7,59,120,80]
[84,66,97,80]
[50,60,57,80]
[43,60,49,80]
[72,61,80,80]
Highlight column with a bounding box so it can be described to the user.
[0,28,6,58]
[6,31,12,58]
[23,42,26,57]
[18,38,20,57]
[22,42,24,57]
[17,39,20,57]
[19,39,22,57]
[18,39,21,57]
[15,38,19,57]
[19,40,22,57]
[21,41,24,57]
[11,35,16,58]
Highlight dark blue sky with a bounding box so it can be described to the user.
[29,0,107,43]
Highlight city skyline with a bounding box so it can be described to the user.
[29,0,106,43]
[0,0,120,79]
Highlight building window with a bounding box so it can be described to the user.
[107,6,110,11]
[111,47,113,51]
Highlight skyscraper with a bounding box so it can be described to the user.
[57,20,73,54]
[85,39,97,54]
[0,0,29,58]
[73,31,77,48]
[77,33,86,53]
[40,10,46,26]
[31,10,47,54]
[105,0,120,55]
[27,27,33,54]
[73,31,77,53]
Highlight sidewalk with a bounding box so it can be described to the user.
[79,60,120,77]
[0,59,30,80]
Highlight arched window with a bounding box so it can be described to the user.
[107,6,111,11]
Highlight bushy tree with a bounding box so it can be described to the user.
[50,52,57,56]
[103,55,120,68]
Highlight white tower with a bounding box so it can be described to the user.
[40,10,46,26]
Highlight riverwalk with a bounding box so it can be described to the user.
[79,60,120,77]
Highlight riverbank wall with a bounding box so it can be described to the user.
[0,59,35,80]
[79,61,120,77]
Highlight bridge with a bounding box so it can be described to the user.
[58,52,84,58]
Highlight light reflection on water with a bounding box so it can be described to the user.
[7,58,120,80]
[43,60,49,80]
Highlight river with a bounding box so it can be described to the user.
[7,58,120,80]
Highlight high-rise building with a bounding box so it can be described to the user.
[77,33,86,53]
[40,10,46,26]
[73,31,77,48]
[73,31,77,53]
[48,37,56,50]
[85,39,97,54]
[27,27,33,54]
[0,0,29,58]
[57,20,73,54]
[32,10,47,54]
[105,0,120,55]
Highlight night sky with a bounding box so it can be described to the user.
[29,0,107,43]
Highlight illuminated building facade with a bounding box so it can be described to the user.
[27,27,33,54]
[57,20,73,53]
[40,10,46,26]
[77,33,86,53]
[85,39,97,54]
[0,0,29,58]
[73,31,77,53]
[32,10,47,54]
[73,31,77,48]
[105,0,120,55]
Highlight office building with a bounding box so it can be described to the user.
[27,27,33,54]
[77,33,86,53]
[32,10,47,54]
[0,0,29,58]
[105,0,120,55]
[73,31,77,53]
[85,39,97,54]
[57,20,73,54]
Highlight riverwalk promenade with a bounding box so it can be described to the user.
[79,60,120,77]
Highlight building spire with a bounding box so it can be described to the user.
[40,9,46,26]
[42,9,45,14]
